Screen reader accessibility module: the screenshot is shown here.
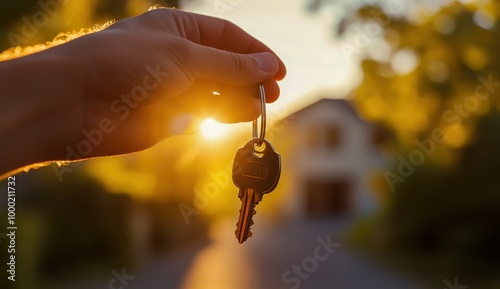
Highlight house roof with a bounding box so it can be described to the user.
[285,98,367,123]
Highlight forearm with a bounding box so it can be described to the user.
[0,49,83,178]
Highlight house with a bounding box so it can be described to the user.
[276,98,386,221]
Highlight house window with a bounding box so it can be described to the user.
[306,125,341,150]
[305,179,351,218]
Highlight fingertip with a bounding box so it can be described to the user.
[275,60,287,81]
[262,80,280,103]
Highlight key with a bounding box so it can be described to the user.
[235,188,258,243]
[232,138,281,243]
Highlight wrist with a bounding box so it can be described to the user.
[0,47,85,176]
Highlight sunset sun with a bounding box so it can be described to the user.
[201,118,228,139]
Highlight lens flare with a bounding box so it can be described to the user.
[201,118,227,139]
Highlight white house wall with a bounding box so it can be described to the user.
[283,100,384,220]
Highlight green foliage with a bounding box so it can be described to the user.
[383,114,500,284]
[313,0,500,285]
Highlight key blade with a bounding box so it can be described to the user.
[235,189,258,244]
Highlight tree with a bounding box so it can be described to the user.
[309,0,500,286]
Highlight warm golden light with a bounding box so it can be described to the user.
[201,118,227,139]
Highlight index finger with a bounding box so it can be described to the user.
[174,10,287,80]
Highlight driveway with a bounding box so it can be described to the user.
[55,219,432,289]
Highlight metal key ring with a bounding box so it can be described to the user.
[253,84,266,147]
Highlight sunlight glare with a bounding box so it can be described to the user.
[201,118,227,139]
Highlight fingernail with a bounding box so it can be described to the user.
[251,52,279,74]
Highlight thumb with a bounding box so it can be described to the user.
[190,46,279,85]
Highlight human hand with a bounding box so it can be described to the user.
[62,8,286,155]
[0,8,286,176]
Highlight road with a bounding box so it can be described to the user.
[55,219,432,289]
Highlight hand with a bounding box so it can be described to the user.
[0,8,286,177]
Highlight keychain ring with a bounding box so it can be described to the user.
[252,84,266,147]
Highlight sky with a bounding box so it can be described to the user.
[181,0,488,130]
[180,0,487,116]
[182,0,362,119]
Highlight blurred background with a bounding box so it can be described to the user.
[1,0,500,288]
